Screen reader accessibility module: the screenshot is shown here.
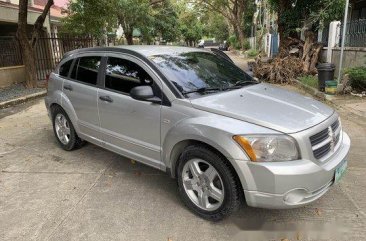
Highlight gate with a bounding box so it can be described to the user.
[270,33,279,57]
[35,34,95,81]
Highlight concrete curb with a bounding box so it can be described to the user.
[293,79,326,101]
[0,90,47,109]
[293,79,366,119]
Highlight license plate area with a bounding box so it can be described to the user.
[335,159,347,183]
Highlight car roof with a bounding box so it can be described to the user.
[64,45,209,58]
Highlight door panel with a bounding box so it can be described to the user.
[98,90,161,167]
[61,55,102,143]
[98,56,162,168]
[63,79,100,141]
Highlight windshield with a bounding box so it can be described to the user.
[149,51,256,97]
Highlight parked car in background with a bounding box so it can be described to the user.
[45,46,350,221]
[219,41,228,51]
[197,39,216,48]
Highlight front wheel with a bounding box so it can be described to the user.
[177,145,241,221]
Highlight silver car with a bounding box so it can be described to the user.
[45,46,350,221]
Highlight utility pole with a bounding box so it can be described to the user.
[338,0,350,83]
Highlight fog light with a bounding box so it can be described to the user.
[284,189,308,204]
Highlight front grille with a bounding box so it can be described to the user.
[310,119,341,160]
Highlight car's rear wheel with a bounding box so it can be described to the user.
[52,106,83,151]
[177,145,241,221]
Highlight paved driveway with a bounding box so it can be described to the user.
[1,67,366,241]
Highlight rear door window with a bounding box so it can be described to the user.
[70,56,101,85]
[59,59,73,77]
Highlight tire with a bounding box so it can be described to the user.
[51,105,84,151]
[177,145,241,221]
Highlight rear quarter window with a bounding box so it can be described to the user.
[70,56,101,85]
[59,59,73,77]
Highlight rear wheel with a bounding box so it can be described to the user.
[177,145,241,221]
[52,106,83,151]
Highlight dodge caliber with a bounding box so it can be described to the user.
[45,46,350,221]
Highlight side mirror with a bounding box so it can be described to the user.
[130,85,161,104]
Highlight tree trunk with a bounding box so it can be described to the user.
[125,31,133,45]
[277,0,290,52]
[302,30,315,73]
[236,24,245,49]
[17,0,54,88]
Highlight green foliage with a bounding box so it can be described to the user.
[345,67,366,91]
[246,49,258,58]
[243,40,250,50]
[61,0,117,37]
[202,13,229,42]
[61,0,179,43]
[298,75,318,89]
[268,0,346,36]
[177,4,203,45]
[228,35,241,50]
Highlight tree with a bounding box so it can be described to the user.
[177,5,203,46]
[201,11,230,42]
[61,0,117,38]
[194,0,247,49]
[17,0,54,88]
[268,0,345,49]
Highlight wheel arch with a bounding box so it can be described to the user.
[168,139,244,200]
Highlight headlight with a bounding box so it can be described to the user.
[233,135,299,162]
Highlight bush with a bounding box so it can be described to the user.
[246,49,258,58]
[345,67,366,91]
[228,35,243,50]
[243,40,251,50]
[298,75,318,89]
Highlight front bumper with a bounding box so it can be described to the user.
[238,131,350,209]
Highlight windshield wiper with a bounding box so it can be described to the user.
[224,80,258,90]
[182,87,221,95]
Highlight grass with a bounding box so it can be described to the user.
[298,75,318,89]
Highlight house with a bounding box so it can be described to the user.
[321,0,366,75]
[0,0,67,37]
[0,0,68,88]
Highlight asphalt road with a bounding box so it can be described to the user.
[0,53,365,241]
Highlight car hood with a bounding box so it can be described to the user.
[190,83,334,133]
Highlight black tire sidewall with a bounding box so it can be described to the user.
[177,146,239,221]
[52,107,77,151]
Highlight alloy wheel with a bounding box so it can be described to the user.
[182,158,225,211]
[54,113,71,145]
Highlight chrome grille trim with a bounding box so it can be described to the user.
[310,119,341,160]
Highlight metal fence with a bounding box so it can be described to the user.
[0,36,22,67]
[340,19,366,47]
[35,33,96,81]
[0,33,117,81]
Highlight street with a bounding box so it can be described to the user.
[0,53,366,241]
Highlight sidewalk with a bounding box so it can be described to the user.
[0,84,46,109]
[326,94,366,119]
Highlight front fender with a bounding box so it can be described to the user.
[162,116,281,191]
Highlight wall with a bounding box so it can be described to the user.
[0,65,25,89]
[321,47,366,77]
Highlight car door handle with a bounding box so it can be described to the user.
[64,84,73,91]
[99,95,113,103]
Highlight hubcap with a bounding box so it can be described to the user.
[182,159,224,211]
[54,113,70,145]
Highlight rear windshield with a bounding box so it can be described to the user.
[149,51,255,96]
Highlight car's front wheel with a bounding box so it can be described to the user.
[177,145,241,221]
